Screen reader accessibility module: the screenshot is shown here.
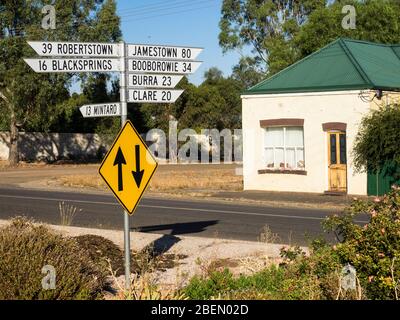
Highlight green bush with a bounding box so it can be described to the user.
[323,186,400,299]
[353,105,400,173]
[184,266,286,300]
[0,218,108,300]
[183,187,400,300]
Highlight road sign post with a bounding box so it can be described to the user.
[24,39,203,294]
[119,41,131,291]
[79,102,121,118]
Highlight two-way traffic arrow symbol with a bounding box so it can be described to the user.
[113,145,144,191]
[114,147,126,191]
[132,145,144,188]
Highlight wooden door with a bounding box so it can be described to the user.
[328,131,347,192]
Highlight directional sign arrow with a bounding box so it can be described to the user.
[132,145,144,188]
[28,41,121,57]
[127,44,203,61]
[24,58,121,73]
[128,59,202,75]
[128,74,184,89]
[128,89,184,103]
[113,147,126,192]
[80,102,122,118]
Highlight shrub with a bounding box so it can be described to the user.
[323,186,400,299]
[0,217,108,300]
[184,266,287,300]
[353,105,400,173]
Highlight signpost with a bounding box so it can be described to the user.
[128,74,184,89]
[28,41,121,57]
[79,103,121,118]
[128,89,184,103]
[127,44,203,61]
[23,58,121,73]
[25,39,203,291]
[127,59,202,74]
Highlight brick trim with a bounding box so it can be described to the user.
[260,118,304,127]
[322,122,347,132]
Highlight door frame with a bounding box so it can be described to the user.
[327,130,348,194]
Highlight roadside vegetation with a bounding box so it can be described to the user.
[182,187,400,300]
[1,187,400,300]
[0,217,185,300]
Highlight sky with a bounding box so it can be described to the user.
[116,0,241,85]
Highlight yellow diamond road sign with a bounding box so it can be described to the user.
[99,120,158,215]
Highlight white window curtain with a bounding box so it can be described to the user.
[264,127,305,169]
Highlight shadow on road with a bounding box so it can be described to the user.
[134,220,219,236]
[135,220,219,257]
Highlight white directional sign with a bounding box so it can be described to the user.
[28,41,121,57]
[128,59,201,75]
[80,103,122,118]
[128,74,184,89]
[128,89,184,103]
[24,58,121,73]
[127,44,202,61]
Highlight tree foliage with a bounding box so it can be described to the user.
[353,105,400,174]
[219,0,400,82]
[219,0,326,75]
[0,0,121,164]
[141,69,243,133]
[295,0,400,57]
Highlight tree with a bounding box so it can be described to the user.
[295,0,400,57]
[219,0,400,80]
[219,0,326,75]
[231,56,264,89]
[180,68,242,131]
[140,77,197,133]
[0,0,121,165]
[353,105,400,174]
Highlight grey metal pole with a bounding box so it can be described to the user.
[119,41,131,291]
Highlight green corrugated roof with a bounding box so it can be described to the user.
[246,38,400,95]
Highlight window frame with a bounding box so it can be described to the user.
[263,126,305,171]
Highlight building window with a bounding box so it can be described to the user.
[264,126,305,170]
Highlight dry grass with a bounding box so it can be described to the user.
[59,201,82,226]
[58,174,106,189]
[55,165,243,193]
[0,161,10,170]
[149,166,242,192]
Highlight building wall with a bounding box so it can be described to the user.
[241,90,371,195]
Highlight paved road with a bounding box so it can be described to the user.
[0,186,367,245]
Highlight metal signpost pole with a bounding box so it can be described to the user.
[119,41,131,291]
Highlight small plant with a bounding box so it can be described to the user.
[259,224,280,244]
[59,201,82,226]
[107,261,187,300]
